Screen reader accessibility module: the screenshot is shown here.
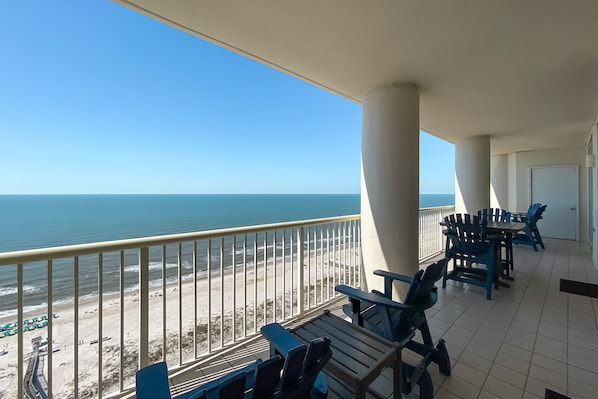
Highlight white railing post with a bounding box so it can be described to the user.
[139,247,150,369]
[297,226,305,318]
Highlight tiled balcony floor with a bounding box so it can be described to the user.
[171,238,598,399]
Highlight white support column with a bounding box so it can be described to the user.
[491,154,508,209]
[455,136,491,214]
[361,83,419,300]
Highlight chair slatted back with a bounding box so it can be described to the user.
[217,371,247,399]
[135,361,173,399]
[444,214,491,260]
[478,208,511,222]
[527,203,541,215]
[278,344,308,390]
[396,258,447,332]
[253,355,284,399]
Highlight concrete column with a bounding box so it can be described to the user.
[455,136,491,214]
[491,154,508,209]
[361,83,419,300]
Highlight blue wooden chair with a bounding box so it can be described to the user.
[477,208,511,223]
[135,355,283,399]
[335,258,451,399]
[512,204,546,251]
[443,214,499,300]
[260,323,332,399]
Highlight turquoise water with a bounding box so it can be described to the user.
[0,194,453,317]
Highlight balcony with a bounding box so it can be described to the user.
[168,242,598,399]
[2,206,597,399]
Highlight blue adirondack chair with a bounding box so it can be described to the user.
[260,323,332,399]
[335,258,451,399]
[512,204,546,251]
[443,214,499,300]
[136,355,283,399]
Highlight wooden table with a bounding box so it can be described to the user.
[285,310,405,399]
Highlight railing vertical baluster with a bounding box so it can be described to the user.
[97,254,103,398]
[120,251,125,390]
[243,234,247,338]
[47,259,53,398]
[358,222,362,288]
[139,247,150,369]
[326,225,331,300]
[332,224,337,296]
[253,233,257,333]
[178,242,183,363]
[308,226,311,310]
[290,229,294,316]
[194,241,198,358]
[263,232,267,325]
[273,230,277,321]
[232,236,237,342]
[74,256,80,398]
[352,220,357,287]
[316,225,325,303]
[220,237,224,348]
[161,246,166,361]
[17,263,23,399]
[282,229,287,320]
[297,227,305,318]
[207,239,212,354]
[343,222,348,284]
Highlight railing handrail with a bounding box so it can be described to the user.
[418,205,455,212]
[0,214,361,266]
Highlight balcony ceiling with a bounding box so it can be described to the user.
[115,0,598,154]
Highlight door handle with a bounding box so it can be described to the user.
[570,207,577,211]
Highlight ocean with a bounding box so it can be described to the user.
[0,194,454,318]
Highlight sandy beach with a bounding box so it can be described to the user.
[0,252,358,398]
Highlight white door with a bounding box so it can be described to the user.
[531,166,578,240]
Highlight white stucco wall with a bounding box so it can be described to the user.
[509,147,588,243]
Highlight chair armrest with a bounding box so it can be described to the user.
[373,269,413,297]
[511,212,532,223]
[260,323,304,358]
[335,285,414,311]
[373,269,413,284]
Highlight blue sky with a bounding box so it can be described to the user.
[0,1,454,195]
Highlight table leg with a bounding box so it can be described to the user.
[494,239,510,288]
[503,233,514,281]
[393,357,401,399]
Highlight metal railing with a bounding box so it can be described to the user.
[0,206,453,399]
[419,205,455,261]
[0,215,361,399]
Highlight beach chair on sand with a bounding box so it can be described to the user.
[335,258,451,399]
[135,356,283,399]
